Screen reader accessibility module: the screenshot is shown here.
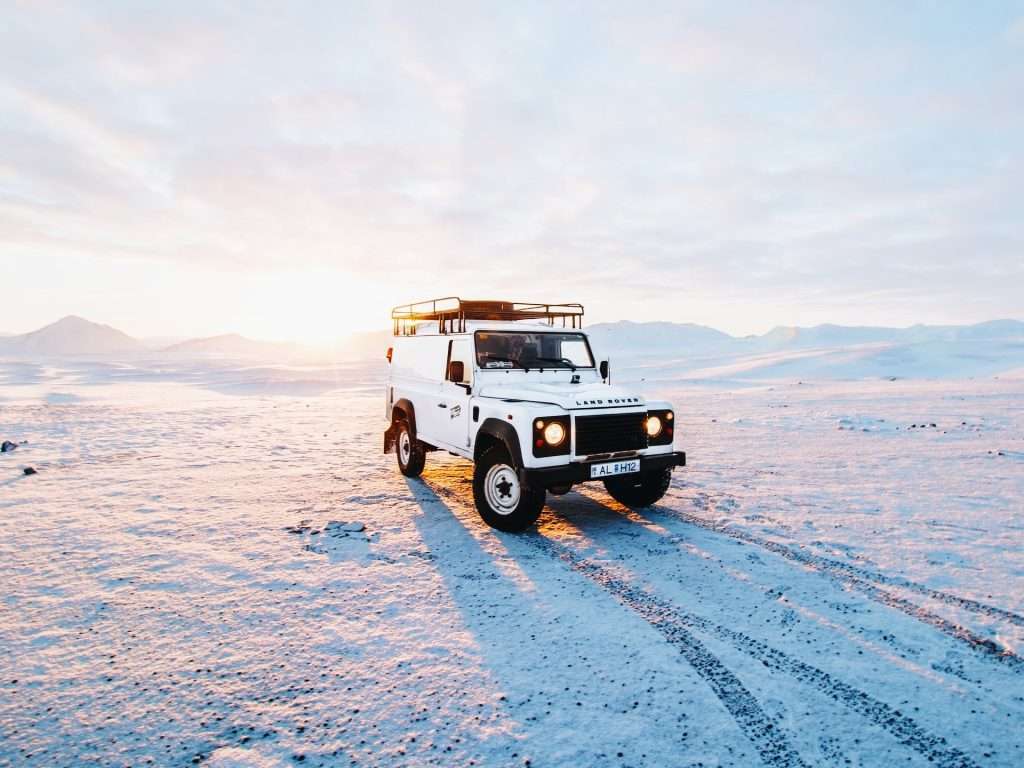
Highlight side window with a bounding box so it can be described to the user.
[448,340,472,384]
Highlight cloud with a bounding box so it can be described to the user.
[0,1,1021,337]
[1007,16,1024,46]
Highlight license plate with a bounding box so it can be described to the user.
[590,459,640,479]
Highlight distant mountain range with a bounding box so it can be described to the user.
[161,333,300,359]
[585,319,1024,381]
[586,318,1024,354]
[1,315,1022,380]
[0,316,145,356]
[0,316,306,360]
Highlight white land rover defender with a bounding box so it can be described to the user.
[384,298,685,532]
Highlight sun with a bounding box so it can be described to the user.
[223,268,394,345]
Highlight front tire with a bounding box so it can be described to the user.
[396,421,426,477]
[604,467,672,508]
[473,446,545,532]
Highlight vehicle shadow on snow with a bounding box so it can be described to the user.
[402,471,574,754]
[401,471,836,766]
[402,469,701,762]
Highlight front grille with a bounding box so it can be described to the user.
[574,412,648,456]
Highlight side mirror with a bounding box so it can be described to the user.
[599,360,609,381]
[448,360,465,383]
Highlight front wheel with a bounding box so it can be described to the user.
[473,447,545,532]
[604,467,672,508]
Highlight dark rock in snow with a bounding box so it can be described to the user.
[1,440,16,453]
[23,467,37,475]
[325,520,366,535]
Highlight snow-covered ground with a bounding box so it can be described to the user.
[1,360,1022,767]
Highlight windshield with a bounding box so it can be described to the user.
[474,331,595,370]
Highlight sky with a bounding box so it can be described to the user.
[1,1,1022,343]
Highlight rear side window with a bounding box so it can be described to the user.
[392,337,451,380]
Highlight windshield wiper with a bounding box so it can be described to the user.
[479,353,528,370]
[531,356,578,371]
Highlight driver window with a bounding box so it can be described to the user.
[560,339,590,367]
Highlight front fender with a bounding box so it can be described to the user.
[474,418,525,468]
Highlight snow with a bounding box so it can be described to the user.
[1,358,1022,767]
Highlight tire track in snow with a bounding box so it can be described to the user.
[527,534,980,768]
[651,490,1024,667]
[839,575,1023,669]
[684,490,1024,627]
[523,535,810,768]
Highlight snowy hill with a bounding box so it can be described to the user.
[602,319,1024,382]
[755,320,1024,350]
[586,321,735,356]
[0,315,144,356]
[331,329,391,361]
[755,324,905,350]
[160,333,304,360]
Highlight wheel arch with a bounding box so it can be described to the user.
[385,398,417,454]
[474,418,524,468]
[392,398,417,437]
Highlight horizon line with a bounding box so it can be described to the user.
[4,313,1023,349]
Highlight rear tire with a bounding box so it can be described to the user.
[396,420,426,477]
[473,446,545,532]
[604,467,672,508]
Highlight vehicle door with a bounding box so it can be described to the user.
[436,338,473,452]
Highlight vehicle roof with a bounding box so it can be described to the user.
[393,320,589,337]
[391,297,583,336]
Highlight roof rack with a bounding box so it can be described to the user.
[392,297,584,336]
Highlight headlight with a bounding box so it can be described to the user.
[646,415,663,437]
[533,415,571,457]
[543,421,566,446]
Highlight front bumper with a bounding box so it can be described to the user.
[521,451,685,489]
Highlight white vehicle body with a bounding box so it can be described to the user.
[383,299,685,530]
[385,321,679,465]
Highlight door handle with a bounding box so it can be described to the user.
[437,403,447,408]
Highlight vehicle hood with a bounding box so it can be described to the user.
[476,381,646,410]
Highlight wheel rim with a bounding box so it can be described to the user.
[399,430,411,465]
[483,463,520,515]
